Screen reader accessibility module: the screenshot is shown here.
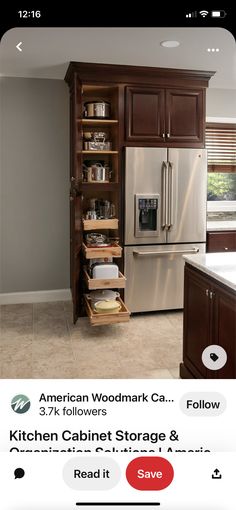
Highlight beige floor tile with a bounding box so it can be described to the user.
[0,301,184,379]
[32,359,77,378]
[118,368,174,379]
[168,367,180,378]
[0,324,34,339]
[34,321,69,341]
[1,303,33,317]
[1,361,33,378]
[75,364,124,379]
[1,336,32,363]
[32,341,74,366]
[33,302,65,322]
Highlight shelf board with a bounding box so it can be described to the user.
[84,268,126,290]
[81,150,119,154]
[82,242,122,259]
[79,119,118,124]
[84,295,130,326]
[83,218,118,231]
[82,182,119,191]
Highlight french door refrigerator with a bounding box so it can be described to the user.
[124,147,207,313]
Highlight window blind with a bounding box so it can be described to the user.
[206,123,236,173]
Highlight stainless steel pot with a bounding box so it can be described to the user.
[88,290,120,305]
[83,141,112,151]
[84,101,110,119]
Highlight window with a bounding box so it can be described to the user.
[206,123,236,211]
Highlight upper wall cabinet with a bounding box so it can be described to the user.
[126,86,205,147]
[126,87,165,142]
[165,89,204,145]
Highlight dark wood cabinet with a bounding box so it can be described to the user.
[126,86,205,147]
[165,89,204,145]
[207,230,236,253]
[182,266,209,378]
[65,62,214,323]
[213,281,236,378]
[126,87,165,142]
[180,264,236,379]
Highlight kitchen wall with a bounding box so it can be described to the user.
[206,88,236,119]
[0,77,70,295]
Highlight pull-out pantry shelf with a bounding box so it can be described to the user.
[84,296,130,326]
[84,268,126,290]
[83,218,119,230]
[82,242,122,259]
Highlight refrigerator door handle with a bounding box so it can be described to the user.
[161,161,168,229]
[133,247,200,257]
[167,161,174,229]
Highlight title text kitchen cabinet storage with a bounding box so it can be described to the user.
[180,264,236,378]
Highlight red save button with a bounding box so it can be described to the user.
[126,456,174,491]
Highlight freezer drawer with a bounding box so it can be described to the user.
[124,244,205,313]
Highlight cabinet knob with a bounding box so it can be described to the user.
[162,133,165,138]
[205,289,209,296]
[209,291,214,299]
[224,247,229,251]
[167,133,170,138]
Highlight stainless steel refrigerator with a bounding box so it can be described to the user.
[124,147,207,313]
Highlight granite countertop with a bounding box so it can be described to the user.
[183,252,236,292]
[207,221,236,232]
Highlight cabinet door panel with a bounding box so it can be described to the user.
[126,86,165,142]
[166,89,204,144]
[207,231,236,253]
[183,266,209,377]
[213,283,236,378]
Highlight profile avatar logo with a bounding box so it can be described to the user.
[11,395,31,414]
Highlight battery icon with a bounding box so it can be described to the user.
[211,10,227,18]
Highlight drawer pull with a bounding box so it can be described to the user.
[224,247,229,251]
[133,247,199,257]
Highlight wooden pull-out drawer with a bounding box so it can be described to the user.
[82,242,122,259]
[84,268,126,290]
[83,219,118,230]
[84,295,130,326]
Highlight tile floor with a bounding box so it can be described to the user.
[0,301,183,379]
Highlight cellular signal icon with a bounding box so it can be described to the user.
[186,11,197,18]
[199,10,209,17]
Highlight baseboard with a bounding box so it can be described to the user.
[0,289,71,305]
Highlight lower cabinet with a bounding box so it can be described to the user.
[180,264,236,378]
[207,230,236,253]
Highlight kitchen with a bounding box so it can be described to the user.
[0,27,235,379]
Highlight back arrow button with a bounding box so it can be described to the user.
[16,42,23,52]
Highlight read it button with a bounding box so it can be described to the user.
[126,457,174,491]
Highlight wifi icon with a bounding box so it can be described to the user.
[199,10,209,17]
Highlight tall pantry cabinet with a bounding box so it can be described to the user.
[65,63,129,325]
[65,62,214,324]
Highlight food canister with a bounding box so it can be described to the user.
[84,101,110,119]
[94,300,121,314]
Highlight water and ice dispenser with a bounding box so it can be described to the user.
[135,194,160,237]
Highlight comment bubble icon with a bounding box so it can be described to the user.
[14,468,25,479]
